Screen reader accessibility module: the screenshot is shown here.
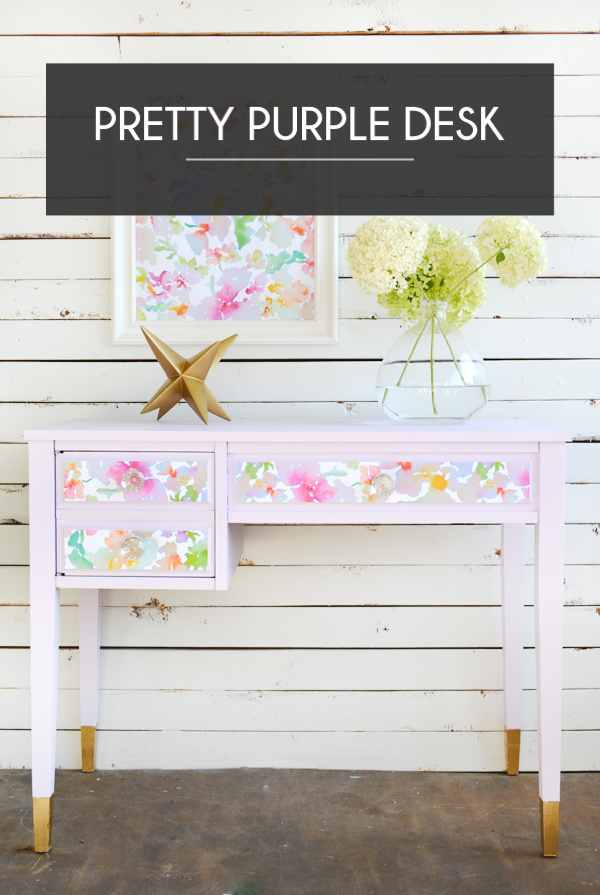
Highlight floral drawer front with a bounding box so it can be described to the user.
[234,459,532,505]
[62,528,211,574]
[62,457,210,504]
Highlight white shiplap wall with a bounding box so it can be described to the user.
[1,2,600,772]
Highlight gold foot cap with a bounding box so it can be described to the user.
[33,795,53,853]
[540,799,560,857]
[81,725,96,773]
[505,728,521,776]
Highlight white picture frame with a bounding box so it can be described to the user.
[112,215,338,345]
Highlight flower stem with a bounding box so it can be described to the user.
[430,312,437,415]
[444,244,509,301]
[396,314,430,386]
[437,315,467,386]
[381,312,432,410]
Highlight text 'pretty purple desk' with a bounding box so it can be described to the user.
[25,418,571,856]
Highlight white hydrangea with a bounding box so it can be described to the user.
[380,224,487,326]
[347,216,429,295]
[476,216,547,287]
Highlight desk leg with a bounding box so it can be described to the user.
[78,590,101,772]
[501,523,526,775]
[31,584,60,853]
[535,441,566,857]
[29,440,59,853]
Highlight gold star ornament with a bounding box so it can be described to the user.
[140,327,237,424]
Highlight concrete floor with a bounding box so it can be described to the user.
[1,769,599,894]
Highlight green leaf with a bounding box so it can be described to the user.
[265,252,290,275]
[67,530,81,548]
[234,216,256,250]
[68,549,94,570]
[184,485,199,502]
[496,251,505,263]
[185,542,208,570]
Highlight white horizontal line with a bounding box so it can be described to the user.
[186,157,415,162]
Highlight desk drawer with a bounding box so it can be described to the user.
[59,452,213,507]
[58,523,213,576]
[231,456,533,507]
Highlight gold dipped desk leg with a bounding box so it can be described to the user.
[33,796,53,853]
[81,726,96,773]
[540,799,560,856]
[505,728,521,775]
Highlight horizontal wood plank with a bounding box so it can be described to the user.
[1,562,599,607]
[2,316,600,360]
[1,643,599,690]
[2,275,599,324]
[1,603,599,649]
[2,686,599,733]
[3,1,600,36]
[0,34,599,73]
[3,359,600,403]
[1,728,599,772]
[0,278,110,319]
[2,644,600,691]
[118,35,600,74]
[0,37,119,75]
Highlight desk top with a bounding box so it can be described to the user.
[25,417,572,444]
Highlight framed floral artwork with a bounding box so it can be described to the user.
[112,215,338,344]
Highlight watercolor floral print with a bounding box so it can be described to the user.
[136,215,315,323]
[235,459,532,505]
[63,459,209,503]
[63,528,210,573]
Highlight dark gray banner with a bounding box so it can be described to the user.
[46,63,554,215]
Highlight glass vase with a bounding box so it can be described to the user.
[376,299,489,422]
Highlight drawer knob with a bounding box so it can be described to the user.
[121,536,144,561]
[372,473,395,497]
[122,468,145,492]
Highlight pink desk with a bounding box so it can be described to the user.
[25,418,570,855]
